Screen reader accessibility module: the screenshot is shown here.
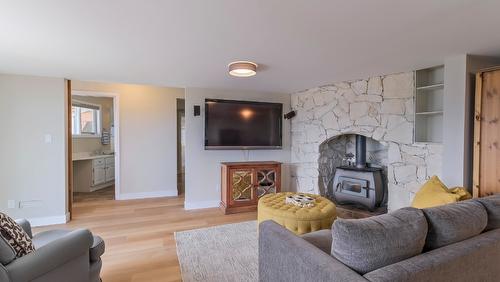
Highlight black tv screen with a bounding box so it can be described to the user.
[205,99,283,149]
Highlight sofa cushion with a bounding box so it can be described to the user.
[331,207,427,274]
[422,200,487,250]
[475,194,500,231]
[363,228,500,282]
[0,213,35,260]
[14,219,32,239]
[0,236,16,265]
[300,229,332,254]
[90,235,105,263]
[32,229,72,248]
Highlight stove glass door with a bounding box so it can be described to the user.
[338,176,368,198]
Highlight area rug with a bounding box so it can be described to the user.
[175,221,258,282]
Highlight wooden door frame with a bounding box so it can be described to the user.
[66,80,73,219]
[473,66,500,198]
[473,72,482,198]
[68,90,121,215]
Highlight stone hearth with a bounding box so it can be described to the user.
[290,72,443,211]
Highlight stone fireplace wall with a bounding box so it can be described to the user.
[290,72,443,211]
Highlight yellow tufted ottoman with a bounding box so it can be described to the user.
[258,192,337,235]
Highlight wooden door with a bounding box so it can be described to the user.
[474,69,500,197]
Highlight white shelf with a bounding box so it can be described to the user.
[414,65,444,144]
[416,83,444,91]
[414,141,443,145]
[416,65,444,88]
[415,111,443,115]
[415,114,443,143]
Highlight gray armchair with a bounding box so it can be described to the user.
[0,219,104,282]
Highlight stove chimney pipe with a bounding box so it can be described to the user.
[355,135,367,168]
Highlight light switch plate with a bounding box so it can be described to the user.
[44,134,52,144]
[7,200,15,209]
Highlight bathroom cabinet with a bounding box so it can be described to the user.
[73,156,115,192]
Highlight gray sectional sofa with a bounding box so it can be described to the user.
[259,195,500,282]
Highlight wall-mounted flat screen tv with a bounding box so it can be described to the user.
[205,99,282,149]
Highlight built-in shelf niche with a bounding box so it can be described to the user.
[414,65,444,143]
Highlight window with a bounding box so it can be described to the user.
[72,101,101,137]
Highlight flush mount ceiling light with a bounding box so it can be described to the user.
[228,61,258,77]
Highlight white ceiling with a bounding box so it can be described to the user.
[1,0,500,93]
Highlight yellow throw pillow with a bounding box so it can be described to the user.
[449,187,472,201]
[411,176,462,209]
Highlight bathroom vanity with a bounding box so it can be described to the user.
[73,154,115,192]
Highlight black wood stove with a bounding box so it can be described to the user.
[331,135,386,211]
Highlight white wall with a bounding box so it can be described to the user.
[442,55,500,188]
[184,88,291,209]
[443,55,468,188]
[0,74,68,226]
[71,81,185,199]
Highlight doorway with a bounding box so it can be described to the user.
[177,99,185,195]
[68,89,120,215]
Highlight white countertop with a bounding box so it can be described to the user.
[73,153,115,161]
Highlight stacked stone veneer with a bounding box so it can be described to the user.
[290,72,443,211]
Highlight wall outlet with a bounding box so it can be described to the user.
[7,200,16,209]
[19,200,43,209]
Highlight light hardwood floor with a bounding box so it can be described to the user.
[74,186,115,203]
[34,195,257,282]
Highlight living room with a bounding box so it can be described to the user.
[1,1,500,282]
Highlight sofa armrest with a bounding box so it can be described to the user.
[4,229,93,281]
[90,235,105,263]
[259,220,367,282]
[15,219,32,239]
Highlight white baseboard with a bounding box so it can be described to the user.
[28,213,70,227]
[184,200,220,210]
[118,190,178,200]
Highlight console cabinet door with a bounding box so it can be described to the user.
[229,168,256,206]
[255,168,279,198]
